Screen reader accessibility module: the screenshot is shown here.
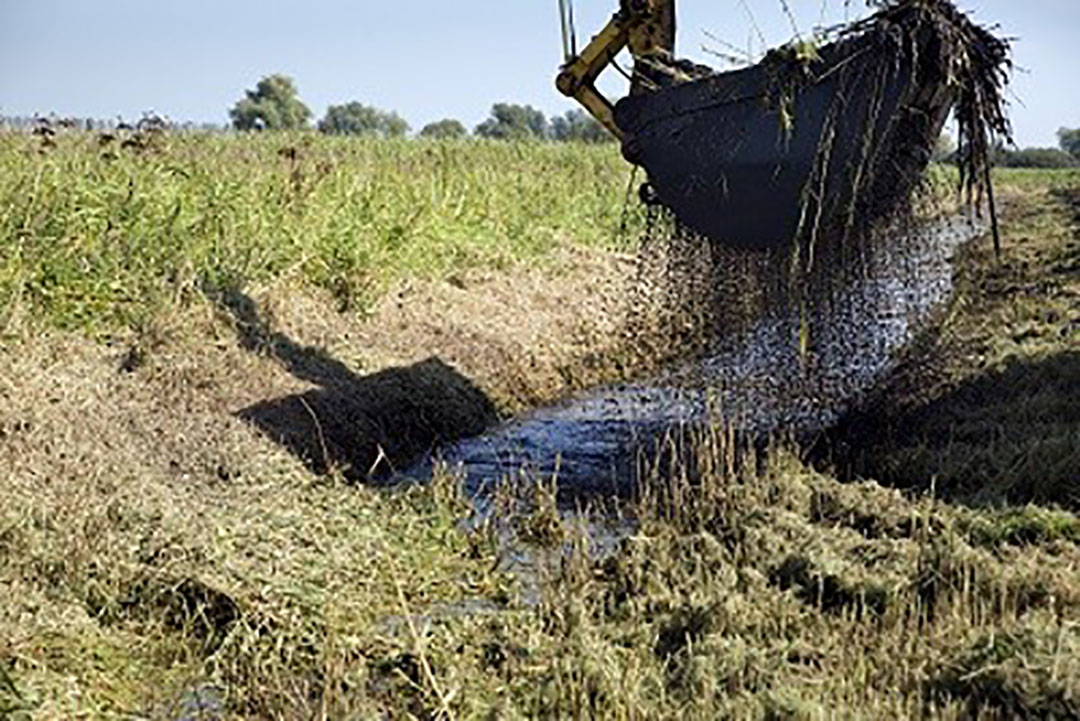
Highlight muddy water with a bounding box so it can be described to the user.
[410,216,981,498]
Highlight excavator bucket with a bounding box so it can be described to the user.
[607,1,1009,251]
[614,40,941,250]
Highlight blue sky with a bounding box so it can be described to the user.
[1,1,1076,147]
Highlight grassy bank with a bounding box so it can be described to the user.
[0,130,641,335]
[826,168,1080,507]
[0,136,1077,719]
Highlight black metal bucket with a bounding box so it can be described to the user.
[614,24,951,250]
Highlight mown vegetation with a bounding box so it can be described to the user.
[0,125,1077,719]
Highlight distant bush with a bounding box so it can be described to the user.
[230,75,312,131]
[994,147,1079,169]
[1059,127,1080,159]
[319,102,408,138]
[419,119,468,140]
[475,103,549,141]
[550,110,615,144]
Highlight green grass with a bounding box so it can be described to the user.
[1,141,1077,718]
[0,130,641,334]
[995,167,1080,192]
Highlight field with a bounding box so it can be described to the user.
[0,130,642,336]
[0,130,1078,719]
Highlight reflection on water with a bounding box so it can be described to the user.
[410,217,981,497]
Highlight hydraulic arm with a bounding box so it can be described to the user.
[555,0,676,140]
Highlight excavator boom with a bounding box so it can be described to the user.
[555,0,676,141]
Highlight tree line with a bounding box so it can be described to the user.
[930,128,1080,169]
[6,72,1074,156]
[990,128,1080,169]
[229,74,614,143]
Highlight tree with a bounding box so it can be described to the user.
[1058,127,1080,159]
[474,103,549,140]
[319,102,409,137]
[229,74,311,131]
[419,119,468,140]
[550,109,614,144]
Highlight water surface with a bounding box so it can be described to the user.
[411,216,981,498]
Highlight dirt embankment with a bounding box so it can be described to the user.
[0,243,650,489]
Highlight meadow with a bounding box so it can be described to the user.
[0,128,641,336]
[0,128,1077,719]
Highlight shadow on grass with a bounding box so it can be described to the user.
[211,286,499,482]
[819,349,1080,509]
[1051,185,1080,222]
